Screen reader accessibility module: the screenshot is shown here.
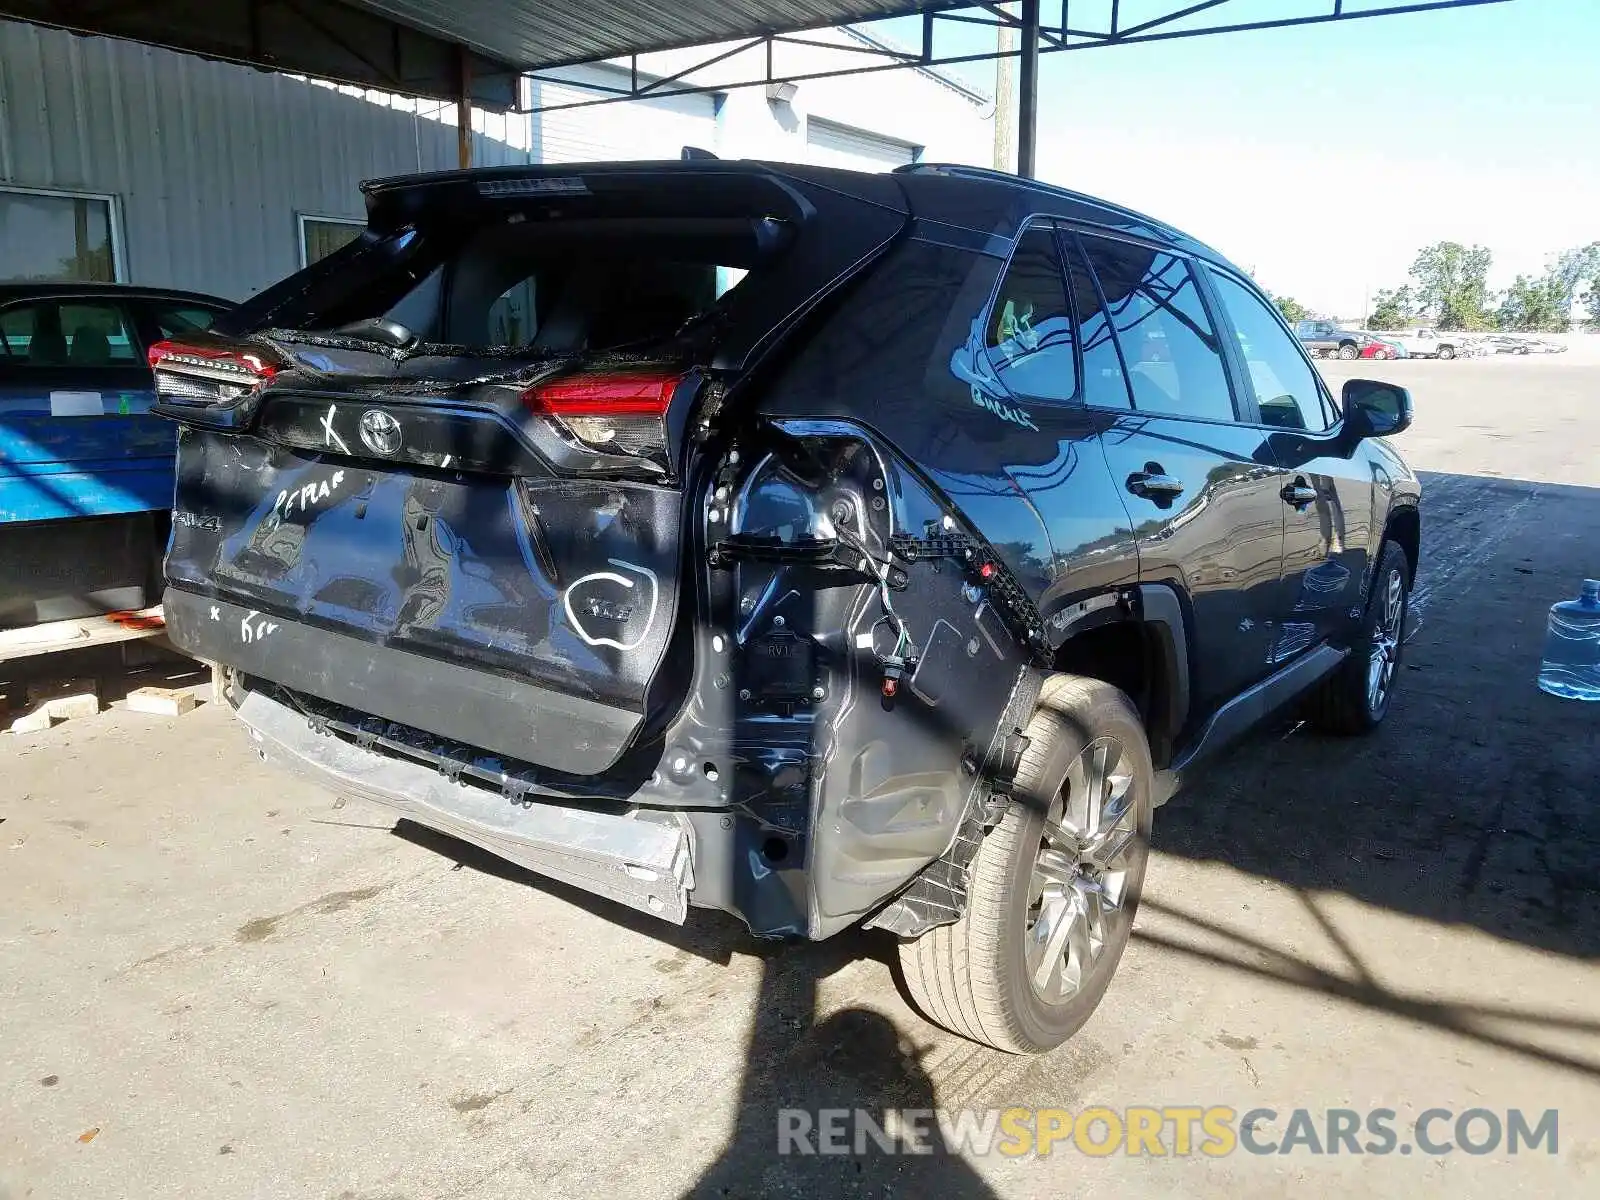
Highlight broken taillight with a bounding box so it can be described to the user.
[521,371,685,462]
[148,340,280,406]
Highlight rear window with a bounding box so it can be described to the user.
[0,300,137,366]
[436,220,745,350]
[224,216,782,357]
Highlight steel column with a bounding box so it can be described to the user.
[457,45,473,169]
[1017,0,1040,177]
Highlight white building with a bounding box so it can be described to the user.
[0,19,989,303]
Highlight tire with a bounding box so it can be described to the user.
[1336,342,1359,360]
[1375,349,1392,360]
[1437,344,1455,360]
[897,675,1154,1053]
[1306,541,1410,735]
[1516,346,1530,355]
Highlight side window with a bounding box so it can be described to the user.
[1208,271,1333,432]
[1062,236,1132,409]
[0,301,136,366]
[1079,236,1236,422]
[149,304,221,339]
[984,226,1077,403]
[487,277,537,347]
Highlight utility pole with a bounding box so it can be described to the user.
[993,5,1015,173]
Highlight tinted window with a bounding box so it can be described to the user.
[1063,239,1132,410]
[985,226,1077,403]
[0,300,137,366]
[149,304,221,338]
[1080,236,1235,422]
[1209,272,1332,432]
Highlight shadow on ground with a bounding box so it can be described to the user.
[406,466,1600,1188]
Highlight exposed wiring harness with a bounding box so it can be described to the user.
[833,522,917,694]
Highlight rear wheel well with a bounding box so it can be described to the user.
[1051,620,1176,767]
[1385,506,1420,583]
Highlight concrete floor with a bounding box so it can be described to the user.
[3,359,1599,1199]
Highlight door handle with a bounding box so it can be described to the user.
[1126,469,1185,503]
[1281,481,1318,507]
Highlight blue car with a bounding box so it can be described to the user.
[1,282,232,626]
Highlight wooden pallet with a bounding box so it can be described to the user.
[0,605,167,665]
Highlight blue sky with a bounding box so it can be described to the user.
[886,0,1599,317]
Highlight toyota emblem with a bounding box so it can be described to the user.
[358,409,402,456]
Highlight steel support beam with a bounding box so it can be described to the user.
[1017,0,1040,178]
[457,45,473,169]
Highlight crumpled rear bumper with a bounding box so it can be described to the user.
[235,687,696,923]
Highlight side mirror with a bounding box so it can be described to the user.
[1342,378,1413,439]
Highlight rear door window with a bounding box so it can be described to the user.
[1079,235,1237,423]
[983,226,1077,403]
[1061,235,1132,410]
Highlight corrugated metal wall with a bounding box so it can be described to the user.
[532,65,718,163]
[0,20,534,302]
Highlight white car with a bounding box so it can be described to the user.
[1380,328,1471,360]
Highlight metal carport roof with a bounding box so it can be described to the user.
[0,0,967,106]
[2,0,1513,173]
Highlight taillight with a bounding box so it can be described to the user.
[521,371,685,462]
[148,340,279,406]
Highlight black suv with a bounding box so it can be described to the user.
[154,161,1420,1054]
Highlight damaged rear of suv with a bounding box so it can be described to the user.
[158,160,1420,1054]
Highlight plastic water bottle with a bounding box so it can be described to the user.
[1537,579,1600,701]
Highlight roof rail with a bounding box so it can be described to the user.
[894,162,1186,243]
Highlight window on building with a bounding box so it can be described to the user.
[1208,270,1334,432]
[0,189,119,283]
[0,301,137,366]
[299,216,365,267]
[1080,235,1236,423]
[984,226,1078,404]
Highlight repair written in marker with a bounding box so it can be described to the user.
[270,470,347,524]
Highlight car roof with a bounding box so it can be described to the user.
[890,163,1231,267]
[361,158,1241,276]
[0,281,233,308]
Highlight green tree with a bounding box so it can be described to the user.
[1270,294,1308,323]
[1368,286,1414,330]
[1552,242,1600,317]
[1544,242,1600,330]
[1409,242,1493,329]
[1496,273,1567,332]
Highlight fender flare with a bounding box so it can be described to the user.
[1042,583,1191,768]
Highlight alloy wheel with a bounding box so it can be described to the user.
[1024,737,1141,1004]
[1367,566,1405,714]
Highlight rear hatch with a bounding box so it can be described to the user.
[157,162,907,777]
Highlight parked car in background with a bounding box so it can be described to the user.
[0,282,233,627]
[1378,328,1470,360]
[1488,335,1566,355]
[152,160,1423,1054]
[1294,318,1376,359]
[1360,337,1405,360]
